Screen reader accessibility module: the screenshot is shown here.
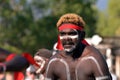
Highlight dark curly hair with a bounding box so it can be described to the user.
[34,48,52,59]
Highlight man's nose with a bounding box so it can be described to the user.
[63,36,73,42]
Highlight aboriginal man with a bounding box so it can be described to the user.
[45,13,112,80]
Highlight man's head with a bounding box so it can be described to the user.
[34,48,52,74]
[57,13,86,53]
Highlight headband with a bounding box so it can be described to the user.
[58,23,83,31]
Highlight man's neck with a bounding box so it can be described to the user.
[65,43,86,59]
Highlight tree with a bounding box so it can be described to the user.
[0,0,98,55]
[96,0,120,37]
[45,0,98,37]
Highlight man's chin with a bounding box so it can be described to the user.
[64,48,74,53]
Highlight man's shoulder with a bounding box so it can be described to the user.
[84,45,102,55]
[51,51,65,58]
[81,45,105,62]
[48,55,64,68]
[83,45,106,62]
[49,51,67,64]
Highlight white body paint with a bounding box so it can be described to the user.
[46,58,71,80]
[46,56,110,80]
[75,56,110,80]
[75,56,104,76]
[96,76,110,80]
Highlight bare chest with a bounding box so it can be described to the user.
[54,57,95,80]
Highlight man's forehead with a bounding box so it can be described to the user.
[34,55,45,60]
[58,23,83,31]
[60,28,78,32]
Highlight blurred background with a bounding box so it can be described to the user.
[0,0,120,79]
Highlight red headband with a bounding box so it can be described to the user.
[58,23,83,31]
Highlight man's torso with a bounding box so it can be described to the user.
[48,47,101,80]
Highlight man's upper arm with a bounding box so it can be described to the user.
[45,58,56,80]
[92,52,112,80]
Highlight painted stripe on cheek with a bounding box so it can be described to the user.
[60,35,78,39]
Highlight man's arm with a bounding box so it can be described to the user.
[45,58,57,80]
[92,49,112,80]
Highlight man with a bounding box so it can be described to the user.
[0,53,39,80]
[33,48,52,80]
[34,48,52,74]
[25,65,37,80]
[45,13,112,80]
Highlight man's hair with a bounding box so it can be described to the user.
[34,48,52,59]
[57,13,85,28]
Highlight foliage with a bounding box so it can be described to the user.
[96,0,120,37]
[45,0,98,37]
[0,0,98,55]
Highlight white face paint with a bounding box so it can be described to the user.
[34,56,46,73]
[60,35,78,40]
[59,29,79,52]
[34,56,45,66]
[64,47,76,52]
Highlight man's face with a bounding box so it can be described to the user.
[59,28,79,53]
[34,56,46,73]
[34,56,45,66]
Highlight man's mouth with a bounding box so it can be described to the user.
[64,44,73,48]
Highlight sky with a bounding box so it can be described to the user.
[96,0,108,11]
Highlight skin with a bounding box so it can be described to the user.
[33,49,52,80]
[45,28,112,80]
[34,56,47,74]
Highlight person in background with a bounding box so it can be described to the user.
[34,48,52,80]
[0,53,39,80]
[0,48,52,80]
[25,65,38,80]
[45,13,112,80]
[0,64,5,80]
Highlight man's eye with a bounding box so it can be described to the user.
[59,32,65,36]
[59,32,78,36]
[36,60,39,61]
[69,32,78,35]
